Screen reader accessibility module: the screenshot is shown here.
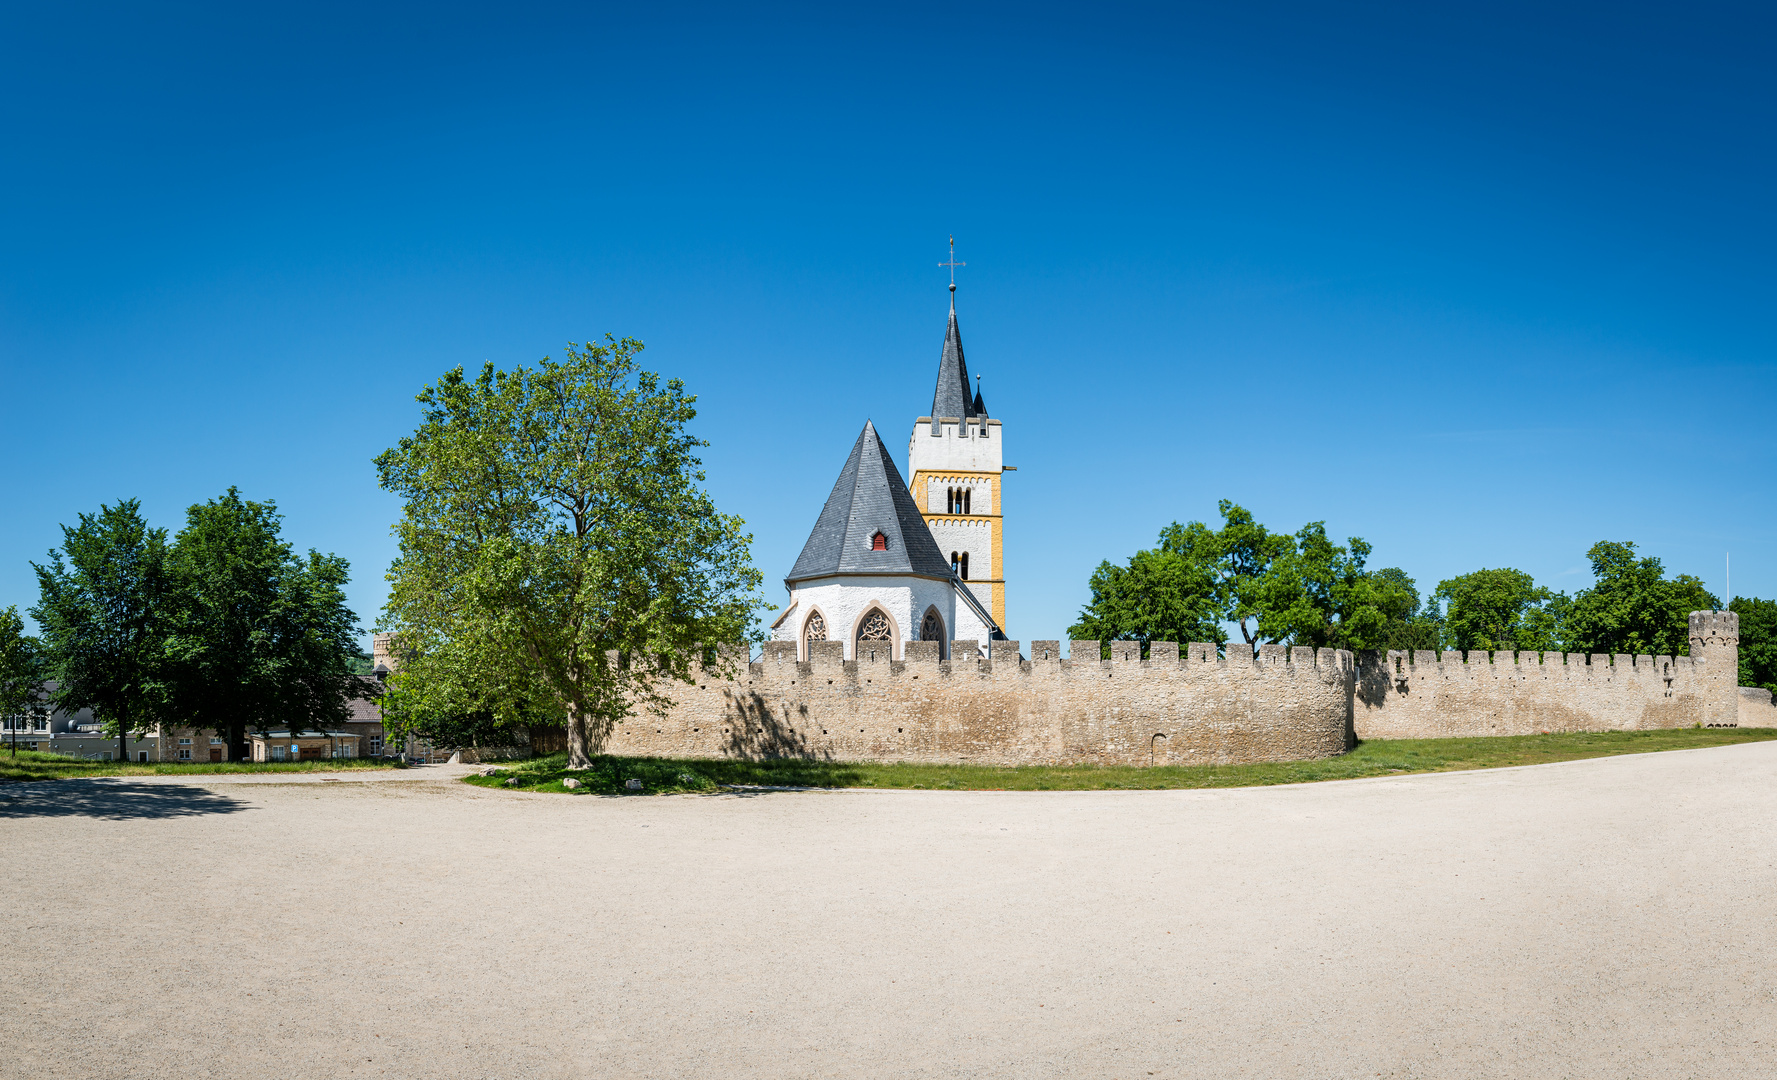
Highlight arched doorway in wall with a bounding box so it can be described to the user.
[802,608,828,661]
[920,606,947,660]
[854,606,898,662]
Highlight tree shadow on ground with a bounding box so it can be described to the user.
[0,781,252,821]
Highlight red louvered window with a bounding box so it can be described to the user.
[871,532,888,551]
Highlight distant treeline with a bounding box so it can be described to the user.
[1069,500,1777,694]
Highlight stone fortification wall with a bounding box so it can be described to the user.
[601,639,1354,767]
[1739,688,1777,728]
[1353,611,1742,739]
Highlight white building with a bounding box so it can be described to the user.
[770,287,1008,662]
[771,420,1002,661]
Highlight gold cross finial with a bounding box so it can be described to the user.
[938,235,965,291]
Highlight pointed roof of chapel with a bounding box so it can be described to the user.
[929,290,978,420]
[787,420,954,585]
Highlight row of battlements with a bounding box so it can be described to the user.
[1375,649,1708,676]
[734,639,1353,680]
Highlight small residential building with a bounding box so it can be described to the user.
[248,730,361,762]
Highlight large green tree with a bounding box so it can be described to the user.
[1730,597,1777,694]
[375,337,766,769]
[1436,568,1568,652]
[165,488,370,760]
[1564,541,1716,656]
[1070,502,1418,655]
[31,499,174,762]
[0,607,46,757]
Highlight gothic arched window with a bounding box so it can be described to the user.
[963,488,971,514]
[857,609,893,643]
[804,611,826,650]
[871,531,888,551]
[920,607,944,644]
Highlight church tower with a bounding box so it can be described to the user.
[907,284,1007,631]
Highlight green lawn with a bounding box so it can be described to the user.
[462,727,1777,796]
[0,749,405,784]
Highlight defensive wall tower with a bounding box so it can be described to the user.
[1690,609,1740,727]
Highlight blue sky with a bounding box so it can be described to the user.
[2,2,1772,646]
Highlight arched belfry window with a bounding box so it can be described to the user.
[870,531,888,551]
[960,552,970,580]
[963,488,971,514]
[951,551,960,575]
[920,606,944,645]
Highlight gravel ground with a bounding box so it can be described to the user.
[4,743,1775,1079]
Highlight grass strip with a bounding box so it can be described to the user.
[462,726,1777,796]
[0,749,406,784]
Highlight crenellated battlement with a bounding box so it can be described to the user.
[743,639,1355,685]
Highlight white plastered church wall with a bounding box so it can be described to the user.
[772,575,960,661]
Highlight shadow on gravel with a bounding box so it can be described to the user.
[0,781,252,821]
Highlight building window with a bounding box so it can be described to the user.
[920,607,944,643]
[138,751,148,763]
[210,737,224,745]
[178,749,191,760]
[960,552,970,579]
[964,488,971,514]
[178,737,191,745]
[945,486,972,515]
[368,736,384,756]
[804,612,826,644]
[870,531,888,551]
[857,609,893,643]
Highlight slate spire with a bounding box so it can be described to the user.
[971,374,987,418]
[786,420,954,585]
[929,288,977,420]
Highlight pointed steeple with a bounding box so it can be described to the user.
[929,288,977,420]
[786,421,954,585]
[971,374,987,418]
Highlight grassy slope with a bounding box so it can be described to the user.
[462,727,1777,796]
[0,750,405,783]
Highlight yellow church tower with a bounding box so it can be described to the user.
[906,279,1008,633]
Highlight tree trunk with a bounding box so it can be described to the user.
[566,705,593,770]
[228,721,248,765]
[119,710,129,766]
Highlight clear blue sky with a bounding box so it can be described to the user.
[2,2,1772,647]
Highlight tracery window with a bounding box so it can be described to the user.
[804,612,826,645]
[856,609,893,642]
[920,607,944,643]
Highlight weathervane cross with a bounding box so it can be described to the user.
[938,235,965,289]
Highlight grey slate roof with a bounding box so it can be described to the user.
[971,378,987,418]
[787,421,955,584]
[929,292,978,420]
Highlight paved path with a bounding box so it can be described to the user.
[54,762,488,785]
[4,743,1776,1079]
